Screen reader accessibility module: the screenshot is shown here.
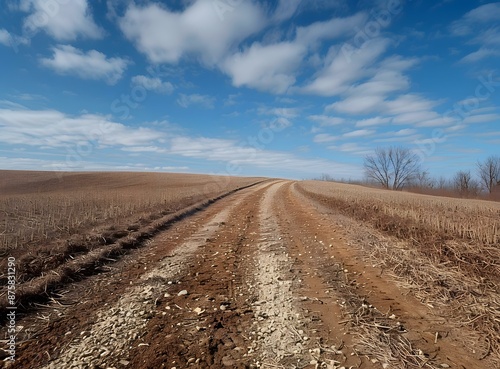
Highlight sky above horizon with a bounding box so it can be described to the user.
[0,0,499,180]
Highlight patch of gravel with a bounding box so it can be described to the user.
[41,197,245,369]
[249,182,313,368]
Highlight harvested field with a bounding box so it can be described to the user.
[296,181,500,366]
[0,173,498,369]
[0,171,264,313]
[0,171,262,253]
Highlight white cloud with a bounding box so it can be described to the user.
[343,129,375,138]
[122,146,167,153]
[392,110,441,125]
[177,94,215,109]
[168,136,358,175]
[444,124,467,133]
[223,12,367,94]
[0,156,191,172]
[308,115,345,126]
[459,48,500,63]
[22,0,103,40]
[169,136,235,157]
[476,131,500,137]
[271,0,302,23]
[256,107,297,130]
[355,117,391,127]
[119,2,371,94]
[272,117,293,130]
[394,128,417,136]
[327,95,385,115]
[384,94,440,115]
[14,93,46,101]
[0,105,360,177]
[276,97,297,104]
[450,3,500,65]
[351,56,416,94]
[467,106,498,115]
[222,41,306,94]
[40,45,129,85]
[0,100,27,110]
[313,133,338,143]
[0,108,164,149]
[328,142,371,155]
[302,38,391,96]
[325,55,418,115]
[355,95,445,127]
[0,157,63,170]
[258,107,300,119]
[223,93,240,107]
[462,113,500,124]
[416,116,456,127]
[161,166,190,171]
[478,27,500,46]
[0,29,11,46]
[374,134,422,143]
[131,75,174,94]
[450,3,500,36]
[0,28,29,48]
[118,0,265,65]
[374,129,419,143]
[366,94,446,127]
[318,51,443,129]
[295,25,426,125]
[295,12,367,46]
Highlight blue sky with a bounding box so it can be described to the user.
[0,0,499,180]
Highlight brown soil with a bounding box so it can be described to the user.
[1,179,495,369]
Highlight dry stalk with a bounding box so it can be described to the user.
[297,181,500,367]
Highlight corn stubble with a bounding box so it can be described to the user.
[0,172,258,252]
[298,180,500,366]
[0,171,261,289]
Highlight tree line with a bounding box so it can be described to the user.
[362,146,500,198]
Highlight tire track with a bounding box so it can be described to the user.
[272,182,364,368]
[252,182,302,366]
[124,181,280,368]
[37,182,273,369]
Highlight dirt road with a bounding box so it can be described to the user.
[4,181,491,369]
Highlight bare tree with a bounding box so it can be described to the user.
[437,176,450,190]
[413,170,435,189]
[477,156,500,194]
[453,170,480,197]
[364,147,421,190]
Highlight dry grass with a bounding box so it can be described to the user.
[0,171,260,253]
[0,171,263,300]
[300,181,500,245]
[297,180,500,366]
[297,181,500,281]
[319,258,439,368]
